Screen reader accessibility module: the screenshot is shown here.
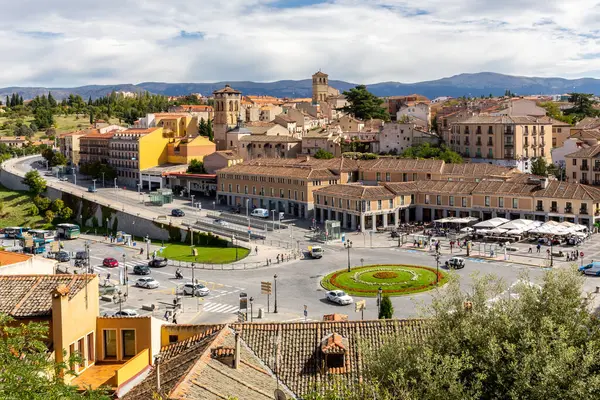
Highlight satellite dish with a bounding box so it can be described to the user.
[274,389,287,400]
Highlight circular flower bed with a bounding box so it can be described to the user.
[373,271,398,279]
[322,264,447,297]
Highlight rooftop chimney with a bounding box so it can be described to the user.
[234,332,241,369]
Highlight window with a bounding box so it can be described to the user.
[376,172,381,181]
[288,190,291,199]
[366,201,371,211]
[425,195,430,204]
[437,195,442,205]
[499,197,504,208]
[412,173,417,180]
[169,335,178,344]
[253,186,256,195]
[573,172,577,179]
[244,185,248,194]
[449,196,454,206]
[87,333,95,363]
[339,198,343,208]
[122,330,136,359]
[573,159,577,166]
[301,192,305,201]
[103,330,117,359]
[280,189,284,198]
[378,200,382,210]
[316,195,320,204]
[236,184,239,193]
[400,196,405,206]
[389,199,393,208]
[512,198,518,209]
[462,197,467,207]
[386,172,391,182]
[295,191,298,200]
[485,196,490,207]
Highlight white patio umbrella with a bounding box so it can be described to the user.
[498,219,536,230]
[473,217,510,229]
[460,227,474,233]
[488,227,508,234]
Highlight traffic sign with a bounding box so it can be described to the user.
[355,299,366,312]
[581,251,584,257]
[261,281,272,295]
[239,292,248,310]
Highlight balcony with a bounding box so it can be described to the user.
[504,142,514,147]
[550,207,558,212]
[536,206,544,212]
[504,153,515,160]
[565,207,573,214]
[539,143,545,147]
[505,129,514,135]
[594,165,600,172]
[487,141,493,146]
[476,128,482,135]
[580,179,590,184]
[488,128,494,135]
[476,141,482,146]
[580,208,589,215]
[580,165,589,171]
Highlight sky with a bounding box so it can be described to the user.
[2,0,600,87]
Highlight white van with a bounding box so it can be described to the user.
[251,208,270,218]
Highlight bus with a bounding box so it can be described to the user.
[56,224,81,240]
[28,229,56,244]
[4,227,27,239]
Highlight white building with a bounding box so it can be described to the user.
[379,123,440,154]
[552,138,590,170]
[396,103,430,131]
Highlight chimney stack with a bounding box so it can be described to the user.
[234,333,241,369]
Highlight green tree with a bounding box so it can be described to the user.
[313,149,334,159]
[531,157,548,176]
[34,107,55,130]
[198,118,207,137]
[33,195,51,212]
[0,314,110,399]
[340,85,390,121]
[29,204,39,216]
[44,210,55,223]
[358,268,600,400]
[29,122,39,133]
[51,199,65,213]
[60,206,73,221]
[187,159,206,174]
[206,119,214,142]
[22,170,47,195]
[379,295,393,319]
[539,101,575,124]
[52,152,67,166]
[401,143,463,164]
[48,91,57,107]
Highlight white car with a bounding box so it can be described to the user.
[135,277,159,289]
[182,283,210,297]
[213,219,229,226]
[104,309,140,317]
[326,290,353,305]
[59,177,69,181]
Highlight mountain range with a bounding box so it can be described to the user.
[2,72,600,101]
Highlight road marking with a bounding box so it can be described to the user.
[202,302,239,314]
[284,317,318,322]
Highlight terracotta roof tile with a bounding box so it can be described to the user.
[0,250,32,266]
[314,184,395,200]
[0,274,95,318]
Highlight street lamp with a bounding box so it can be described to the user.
[191,194,195,209]
[232,234,238,261]
[377,286,383,317]
[271,209,276,230]
[273,274,278,314]
[113,289,128,314]
[191,263,196,285]
[145,235,150,260]
[249,296,254,322]
[73,171,77,186]
[435,249,440,285]
[92,179,96,192]
[212,201,216,210]
[344,240,353,272]
[246,198,250,219]
[106,217,109,235]
[101,171,105,187]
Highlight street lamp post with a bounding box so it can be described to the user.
[113,289,128,314]
[273,274,278,314]
[106,217,109,235]
[271,210,276,230]
[92,179,96,192]
[377,286,383,317]
[249,297,254,322]
[191,263,195,285]
[246,198,250,219]
[212,201,215,210]
[550,236,554,268]
[73,172,77,186]
[101,172,105,187]
[232,234,238,261]
[344,240,353,272]
[435,249,440,285]
[191,194,195,209]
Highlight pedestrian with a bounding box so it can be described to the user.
[567,253,571,262]
[255,246,258,255]
[172,314,177,324]
[536,243,541,253]
[547,248,551,257]
[528,245,532,253]
[164,310,169,321]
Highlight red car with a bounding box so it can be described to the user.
[103,257,119,268]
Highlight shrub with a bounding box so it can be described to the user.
[29,205,39,216]
[373,271,398,279]
[379,295,394,319]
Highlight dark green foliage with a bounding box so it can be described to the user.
[313,149,334,159]
[401,143,463,163]
[531,157,548,176]
[339,85,390,121]
[79,161,117,180]
[378,295,393,319]
[33,195,51,212]
[187,159,206,174]
[22,170,47,195]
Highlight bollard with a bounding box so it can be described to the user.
[596,286,599,294]
[258,308,264,319]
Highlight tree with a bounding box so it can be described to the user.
[430,116,438,133]
[29,122,39,133]
[14,124,33,138]
[52,152,67,166]
[358,268,600,400]
[33,195,51,212]
[34,107,55,129]
[531,157,548,176]
[44,210,55,223]
[198,118,207,137]
[60,206,73,221]
[206,119,214,142]
[313,149,334,159]
[401,143,463,164]
[48,91,57,107]
[539,101,574,124]
[379,295,393,319]
[51,199,65,213]
[22,170,47,195]
[339,85,390,121]
[187,159,206,174]
[0,314,110,399]
[564,93,599,121]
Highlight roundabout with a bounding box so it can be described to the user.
[321,264,447,296]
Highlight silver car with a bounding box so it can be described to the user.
[135,277,160,289]
[326,290,353,305]
[182,283,210,296]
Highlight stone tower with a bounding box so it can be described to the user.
[312,71,329,104]
[213,84,242,150]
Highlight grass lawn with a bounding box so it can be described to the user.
[0,114,123,138]
[321,264,448,297]
[159,243,250,264]
[0,184,49,229]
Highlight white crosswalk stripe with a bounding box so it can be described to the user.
[202,302,240,314]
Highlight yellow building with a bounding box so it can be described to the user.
[167,135,216,164]
[154,113,198,138]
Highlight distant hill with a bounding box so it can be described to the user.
[3,72,600,101]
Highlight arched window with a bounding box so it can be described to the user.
[229,101,233,111]
[235,101,239,112]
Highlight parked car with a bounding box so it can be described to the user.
[133,265,151,275]
[171,209,185,217]
[103,257,119,268]
[75,251,87,260]
[59,177,69,181]
[584,266,600,277]
[182,283,210,297]
[326,290,353,305]
[88,186,97,193]
[148,257,168,268]
[579,262,600,272]
[56,251,70,263]
[135,277,159,289]
[44,171,54,176]
[251,208,269,218]
[110,309,139,317]
[213,219,229,226]
[446,256,465,269]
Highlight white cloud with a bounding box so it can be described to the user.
[1,0,600,87]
